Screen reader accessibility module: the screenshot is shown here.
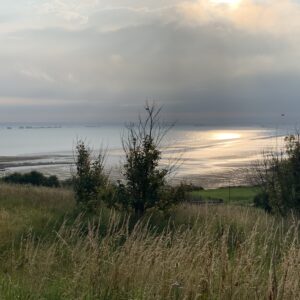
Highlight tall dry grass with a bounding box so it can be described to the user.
[0,201,299,299]
[0,183,74,249]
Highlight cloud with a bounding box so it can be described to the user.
[36,0,99,24]
[179,0,300,36]
[19,67,55,83]
[1,0,300,124]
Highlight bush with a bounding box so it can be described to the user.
[252,133,300,215]
[73,141,110,211]
[253,192,272,213]
[111,103,183,216]
[178,182,204,192]
[2,171,60,188]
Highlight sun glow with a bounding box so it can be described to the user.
[211,0,241,8]
[212,132,242,140]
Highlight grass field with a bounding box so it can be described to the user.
[190,186,259,205]
[0,183,299,299]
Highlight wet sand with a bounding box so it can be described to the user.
[0,125,286,188]
[0,154,250,189]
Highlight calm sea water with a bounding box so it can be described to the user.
[0,124,288,188]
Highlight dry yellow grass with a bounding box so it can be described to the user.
[0,184,299,299]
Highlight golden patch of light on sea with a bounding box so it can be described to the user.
[212,132,242,141]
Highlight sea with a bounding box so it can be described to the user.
[0,124,289,188]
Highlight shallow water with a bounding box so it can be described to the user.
[0,124,288,188]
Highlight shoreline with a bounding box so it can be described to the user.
[0,155,250,189]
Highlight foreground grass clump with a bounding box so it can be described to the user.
[0,184,299,299]
[0,184,74,248]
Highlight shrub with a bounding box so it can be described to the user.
[178,182,204,192]
[112,103,183,216]
[253,192,272,213]
[252,133,300,215]
[3,171,60,188]
[44,175,60,187]
[73,141,109,211]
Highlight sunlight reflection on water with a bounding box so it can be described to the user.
[0,125,287,188]
[212,132,242,140]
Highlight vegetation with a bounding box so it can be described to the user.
[253,191,272,213]
[115,103,182,215]
[190,186,258,205]
[0,184,74,250]
[73,141,110,212]
[0,183,299,299]
[3,106,300,299]
[73,103,184,217]
[252,133,300,215]
[2,171,60,188]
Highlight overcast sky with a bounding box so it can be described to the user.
[1,0,300,124]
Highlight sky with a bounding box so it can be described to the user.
[1,0,300,124]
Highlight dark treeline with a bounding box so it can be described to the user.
[2,171,60,188]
